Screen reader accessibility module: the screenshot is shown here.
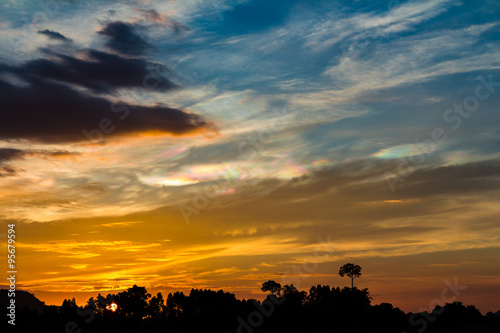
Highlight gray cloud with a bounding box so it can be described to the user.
[38,29,71,42]
[0,20,215,143]
[98,21,151,55]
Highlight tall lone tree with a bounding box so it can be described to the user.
[339,263,362,289]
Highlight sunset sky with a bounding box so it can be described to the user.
[0,0,499,314]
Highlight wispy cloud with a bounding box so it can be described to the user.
[304,0,455,52]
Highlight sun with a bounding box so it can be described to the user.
[106,302,118,312]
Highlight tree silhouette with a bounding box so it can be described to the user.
[339,263,362,289]
[2,282,498,333]
[115,285,150,322]
[59,298,79,323]
[261,280,282,297]
[147,292,166,319]
[166,291,186,322]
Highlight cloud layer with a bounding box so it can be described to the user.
[0,21,213,143]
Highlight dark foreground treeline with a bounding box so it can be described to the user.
[2,282,500,333]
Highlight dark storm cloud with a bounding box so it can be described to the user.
[98,21,152,55]
[0,166,17,177]
[0,148,24,162]
[2,21,175,95]
[0,79,214,143]
[37,29,71,42]
[13,49,177,94]
[0,148,78,161]
[0,20,214,143]
[0,148,23,177]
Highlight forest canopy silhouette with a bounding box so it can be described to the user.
[2,279,499,333]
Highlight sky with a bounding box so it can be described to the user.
[0,0,499,314]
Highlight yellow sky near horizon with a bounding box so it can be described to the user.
[1,176,499,314]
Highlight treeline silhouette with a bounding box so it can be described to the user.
[2,282,499,333]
